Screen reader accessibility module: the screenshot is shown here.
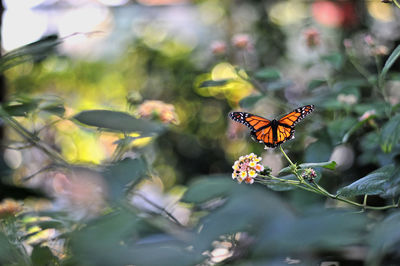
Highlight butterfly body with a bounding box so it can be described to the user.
[229,105,314,148]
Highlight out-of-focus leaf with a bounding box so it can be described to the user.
[3,101,38,117]
[0,232,27,265]
[308,79,327,90]
[305,139,332,163]
[379,44,400,87]
[73,110,164,134]
[254,210,366,256]
[40,102,65,117]
[128,243,198,266]
[328,117,357,145]
[337,165,395,197]
[266,80,292,92]
[239,95,264,109]
[199,79,230,87]
[254,67,281,81]
[68,209,194,266]
[181,176,236,204]
[367,212,400,266]
[0,35,61,73]
[321,52,344,70]
[380,113,400,153]
[193,184,294,253]
[102,158,147,201]
[31,245,58,266]
[342,117,376,143]
[68,210,143,265]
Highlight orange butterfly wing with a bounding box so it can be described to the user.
[278,105,314,128]
[229,112,271,131]
[229,105,314,148]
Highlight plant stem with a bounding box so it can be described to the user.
[394,0,400,9]
[0,106,68,165]
[275,144,399,210]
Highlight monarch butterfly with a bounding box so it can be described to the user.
[229,105,314,148]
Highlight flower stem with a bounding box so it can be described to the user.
[275,144,399,210]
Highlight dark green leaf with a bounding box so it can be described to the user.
[102,158,147,202]
[305,139,332,163]
[194,184,294,253]
[31,245,59,266]
[328,117,357,145]
[337,165,395,197]
[239,95,264,109]
[342,118,376,143]
[379,44,400,87]
[199,79,230,87]
[367,212,400,265]
[40,103,65,117]
[279,161,336,174]
[299,161,337,170]
[380,113,400,153]
[73,110,164,134]
[255,210,366,256]
[181,176,235,204]
[0,232,27,265]
[254,68,281,81]
[0,35,61,73]
[266,80,292,91]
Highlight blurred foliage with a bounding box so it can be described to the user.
[1,0,400,265]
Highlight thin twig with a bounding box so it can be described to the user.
[133,192,183,227]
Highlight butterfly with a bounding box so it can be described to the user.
[229,105,314,148]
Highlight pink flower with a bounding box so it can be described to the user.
[137,100,179,124]
[210,41,227,55]
[304,28,321,48]
[232,34,253,51]
[232,153,264,184]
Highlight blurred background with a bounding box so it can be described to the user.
[1,0,400,265]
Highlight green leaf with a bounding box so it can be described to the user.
[102,158,147,202]
[305,139,332,163]
[255,210,366,256]
[193,184,294,253]
[73,110,164,134]
[266,80,292,92]
[380,113,400,153]
[367,212,400,265]
[328,117,357,145]
[0,35,61,73]
[337,165,395,197]
[342,117,376,143]
[31,245,59,266]
[239,95,264,109]
[279,161,336,174]
[3,99,39,117]
[199,79,230,87]
[254,67,281,81]
[299,161,337,170]
[181,176,235,204]
[379,44,400,87]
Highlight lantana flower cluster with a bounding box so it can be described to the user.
[232,153,264,184]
